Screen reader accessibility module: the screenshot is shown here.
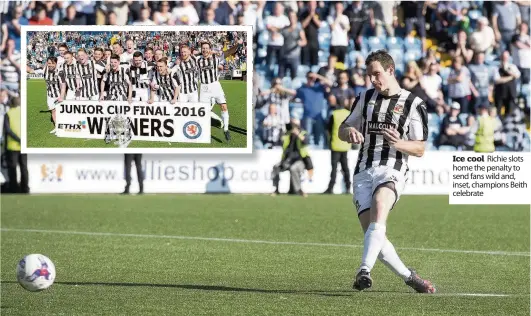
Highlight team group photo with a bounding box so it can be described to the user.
[1,1,529,316]
[22,26,251,151]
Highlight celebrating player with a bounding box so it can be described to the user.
[26,56,63,134]
[149,57,180,104]
[59,51,78,100]
[130,51,152,102]
[75,48,102,101]
[197,40,241,141]
[338,50,435,294]
[172,44,199,102]
[99,54,132,102]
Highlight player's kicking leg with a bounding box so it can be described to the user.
[352,167,435,293]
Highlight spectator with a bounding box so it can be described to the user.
[299,0,321,67]
[153,1,174,25]
[451,29,473,64]
[201,7,219,26]
[59,4,87,25]
[468,52,495,113]
[3,5,28,52]
[318,54,341,88]
[265,2,290,76]
[511,22,531,85]
[348,55,370,96]
[437,102,469,149]
[210,1,235,26]
[0,38,20,96]
[492,0,522,55]
[123,154,143,195]
[367,1,398,37]
[471,103,496,153]
[401,61,442,112]
[345,1,370,51]
[517,0,531,26]
[328,71,355,110]
[447,56,475,113]
[490,107,506,147]
[327,2,349,63]
[28,6,53,25]
[464,114,477,150]
[295,72,332,148]
[324,100,352,194]
[279,10,306,79]
[3,96,28,194]
[271,118,309,197]
[171,1,199,25]
[401,1,428,52]
[238,1,264,37]
[260,77,295,129]
[494,51,521,116]
[502,103,527,150]
[420,61,446,113]
[469,17,496,55]
[261,103,285,149]
[132,7,156,25]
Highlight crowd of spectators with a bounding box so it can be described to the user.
[0,0,529,153]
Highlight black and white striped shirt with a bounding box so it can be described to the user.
[76,60,102,98]
[35,66,63,98]
[60,62,78,92]
[172,55,198,94]
[130,61,151,90]
[197,55,221,84]
[152,72,181,101]
[102,66,130,100]
[343,88,428,175]
[94,59,107,91]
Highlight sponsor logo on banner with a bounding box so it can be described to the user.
[41,164,63,182]
[57,121,86,132]
[54,101,211,143]
[27,151,453,195]
[183,121,202,139]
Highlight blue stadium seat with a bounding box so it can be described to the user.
[311,65,320,73]
[292,77,305,90]
[367,36,385,51]
[282,76,292,89]
[297,65,310,78]
[458,113,469,125]
[403,37,422,51]
[388,48,403,65]
[404,49,421,63]
[439,67,451,85]
[386,37,403,50]
[347,51,363,68]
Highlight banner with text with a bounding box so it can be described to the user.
[27,150,454,194]
[55,101,211,143]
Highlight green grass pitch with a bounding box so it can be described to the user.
[25,80,248,148]
[1,194,529,315]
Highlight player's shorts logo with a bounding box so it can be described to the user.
[183,121,202,139]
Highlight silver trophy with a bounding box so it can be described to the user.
[105,114,132,148]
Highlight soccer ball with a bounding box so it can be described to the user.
[16,254,56,292]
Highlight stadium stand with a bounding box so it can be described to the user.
[1,0,530,154]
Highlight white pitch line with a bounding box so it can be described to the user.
[1,228,529,257]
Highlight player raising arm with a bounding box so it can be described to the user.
[338,50,435,294]
[197,39,243,141]
[26,57,63,134]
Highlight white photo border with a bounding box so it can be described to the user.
[20,24,254,154]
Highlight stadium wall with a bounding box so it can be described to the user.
[27,150,452,195]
